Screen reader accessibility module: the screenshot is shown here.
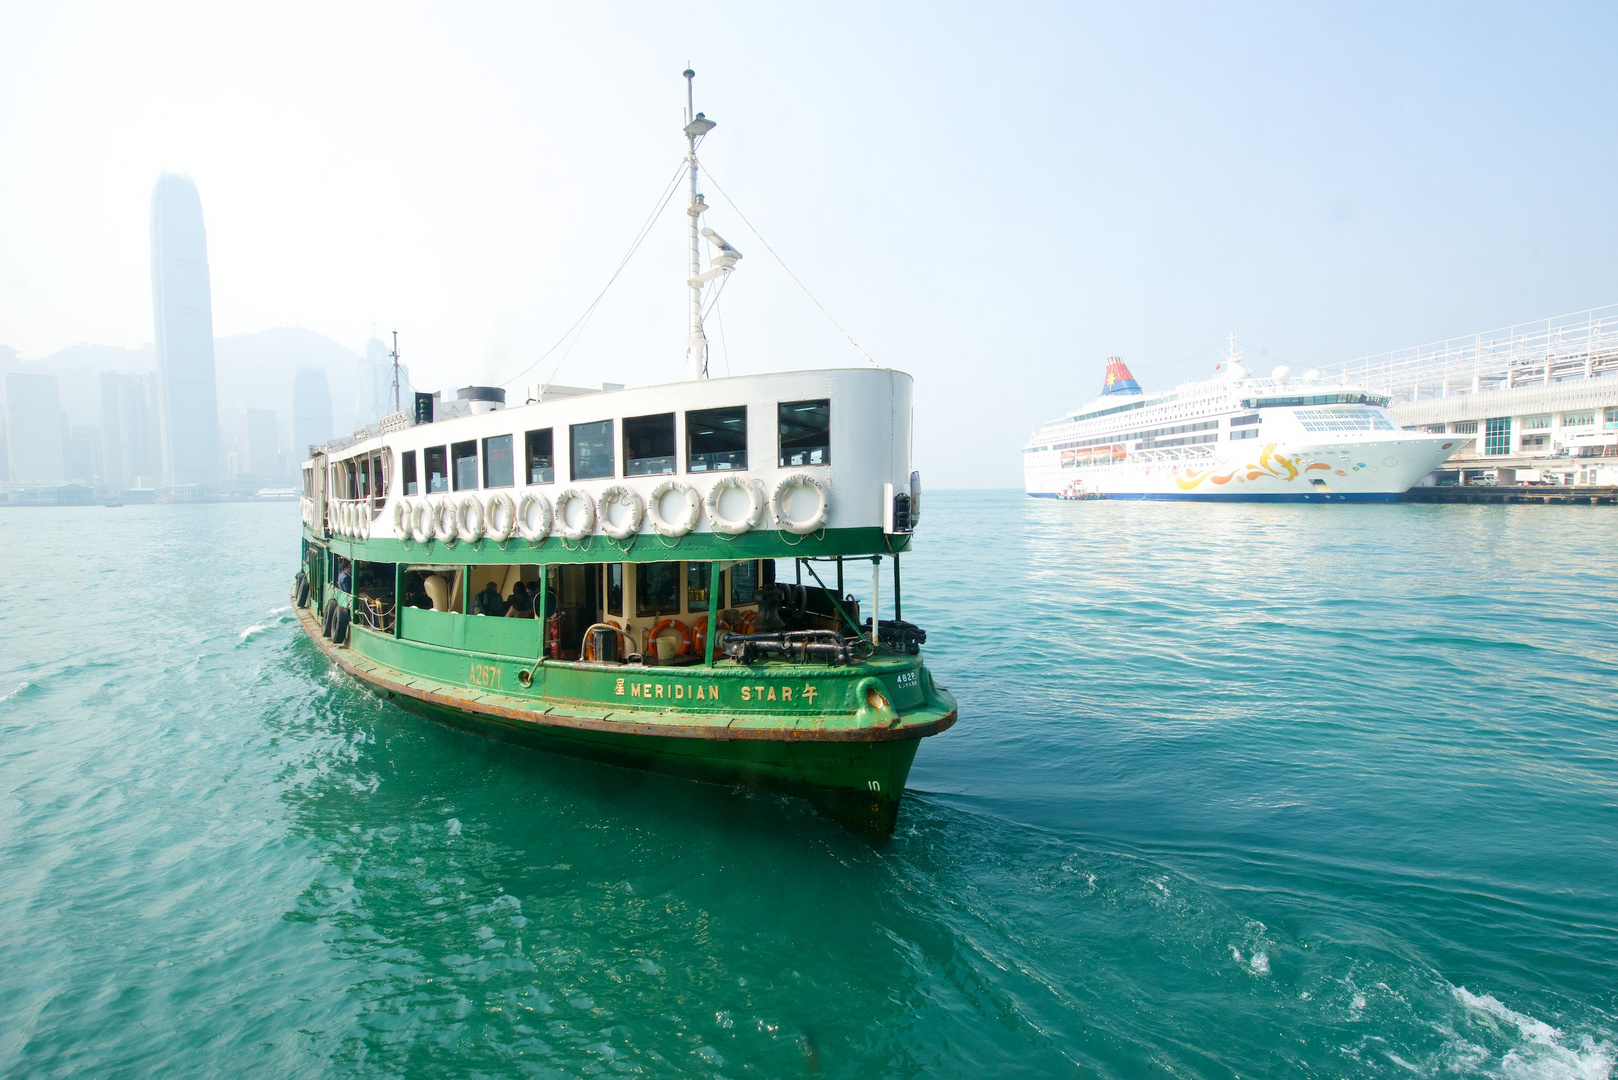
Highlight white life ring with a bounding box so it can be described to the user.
[458,494,486,542]
[411,500,434,545]
[436,499,460,547]
[705,475,764,535]
[485,492,517,541]
[341,501,354,538]
[517,492,553,542]
[393,501,410,541]
[772,472,830,535]
[357,503,371,541]
[647,480,701,538]
[554,488,596,541]
[597,485,645,540]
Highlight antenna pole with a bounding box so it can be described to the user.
[684,68,709,381]
[390,330,401,412]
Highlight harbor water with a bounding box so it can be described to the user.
[1,492,1613,1078]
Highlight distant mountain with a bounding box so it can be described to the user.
[0,328,367,448]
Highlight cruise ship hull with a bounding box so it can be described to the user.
[1024,435,1459,502]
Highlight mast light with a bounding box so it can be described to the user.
[685,113,716,138]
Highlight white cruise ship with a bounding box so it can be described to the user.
[1022,344,1460,502]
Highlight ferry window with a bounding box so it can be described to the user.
[451,441,479,491]
[624,412,676,476]
[402,450,419,496]
[372,453,386,502]
[728,560,760,607]
[606,563,624,617]
[688,406,747,472]
[779,399,830,467]
[483,434,514,488]
[526,428,554,484]
[570,421,615,481]
[636,561,681,617]
[687,562,709,607]
[425,446,450,493]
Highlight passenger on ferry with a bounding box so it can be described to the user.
[506,581,534,618]
[336,563,352,593]
[475,580,509,617]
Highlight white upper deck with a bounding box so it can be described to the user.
[308,367,914,536]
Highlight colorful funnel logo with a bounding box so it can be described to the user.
[1101,357,1142,396]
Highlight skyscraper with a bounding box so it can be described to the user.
[240,407,278,481]
[151,173,220,486]
[100,370,153,489]
[292,367,334,458]
[3,372,68,483]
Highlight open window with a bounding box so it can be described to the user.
[688,406,746,472]
[570,421,614,481]
[483,434,514,488]
[624,412,676,476]
[451,440,478,491]
[606,563,624,617]
[779,399,830,467]
[525,428,554,484]
[402,449,419,496]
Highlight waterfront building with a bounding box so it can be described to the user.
[68,425,102,485]
[150,173,220,486]
[1333,304,1618,485]
[293,367,334,457]
[3,372,68,484]
[100,371,155,489]
[240,407,279,481]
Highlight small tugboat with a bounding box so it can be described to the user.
[290,72,955,834]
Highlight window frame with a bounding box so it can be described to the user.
[402,449,419,496]
[623,412,677,477]
[424,445,449,493]
[569,420,616,482]
[778,399,831,468]
[482,434,515,489]
[451,440,479,491]
[687,405,748,473]
[525,428,555,485]
[634,560,682,618]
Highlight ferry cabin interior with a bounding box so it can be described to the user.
[317,550,909,668]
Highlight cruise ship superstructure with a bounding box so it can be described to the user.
[1022,345,1460,501]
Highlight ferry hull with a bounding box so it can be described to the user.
[295,605,954,837]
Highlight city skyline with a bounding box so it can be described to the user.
[149,172,220,486]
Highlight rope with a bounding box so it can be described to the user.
[699,165,879,367]
[498,157,689,389]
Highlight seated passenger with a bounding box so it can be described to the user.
[506,581,534,618]
[336,566,352,593]
[475,581,509,617]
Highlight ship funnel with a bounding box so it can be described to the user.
[1100,357,1142,396]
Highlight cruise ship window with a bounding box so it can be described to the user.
[635,561,681,617]
[624,413,676,476]
[526,428,554,484]
[570,421,615,481]
[451,440,479,491]
[779,399,831,467]
[483,434,514,488]
[402,450,419,496]
[687,406,747,472]
[424,445,449,493]
[606,563,624,617]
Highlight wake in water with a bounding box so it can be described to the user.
[239,606,297,642]
[0,681,30,705]
[1449,987,1614,1080]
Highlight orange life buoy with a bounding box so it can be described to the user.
[690,614,732,647]
[649,618,693,656]
[735,610,757,635]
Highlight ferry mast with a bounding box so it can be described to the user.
[681,69,740,380]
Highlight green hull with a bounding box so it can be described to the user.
[296,604,955,835]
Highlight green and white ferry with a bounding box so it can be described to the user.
[291,73,955,835]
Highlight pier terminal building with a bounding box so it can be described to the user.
[1331,304,1618,485]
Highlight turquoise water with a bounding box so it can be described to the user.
[1,492,1614,1078]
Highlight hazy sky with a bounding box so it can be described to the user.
[3,2,1616,486]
